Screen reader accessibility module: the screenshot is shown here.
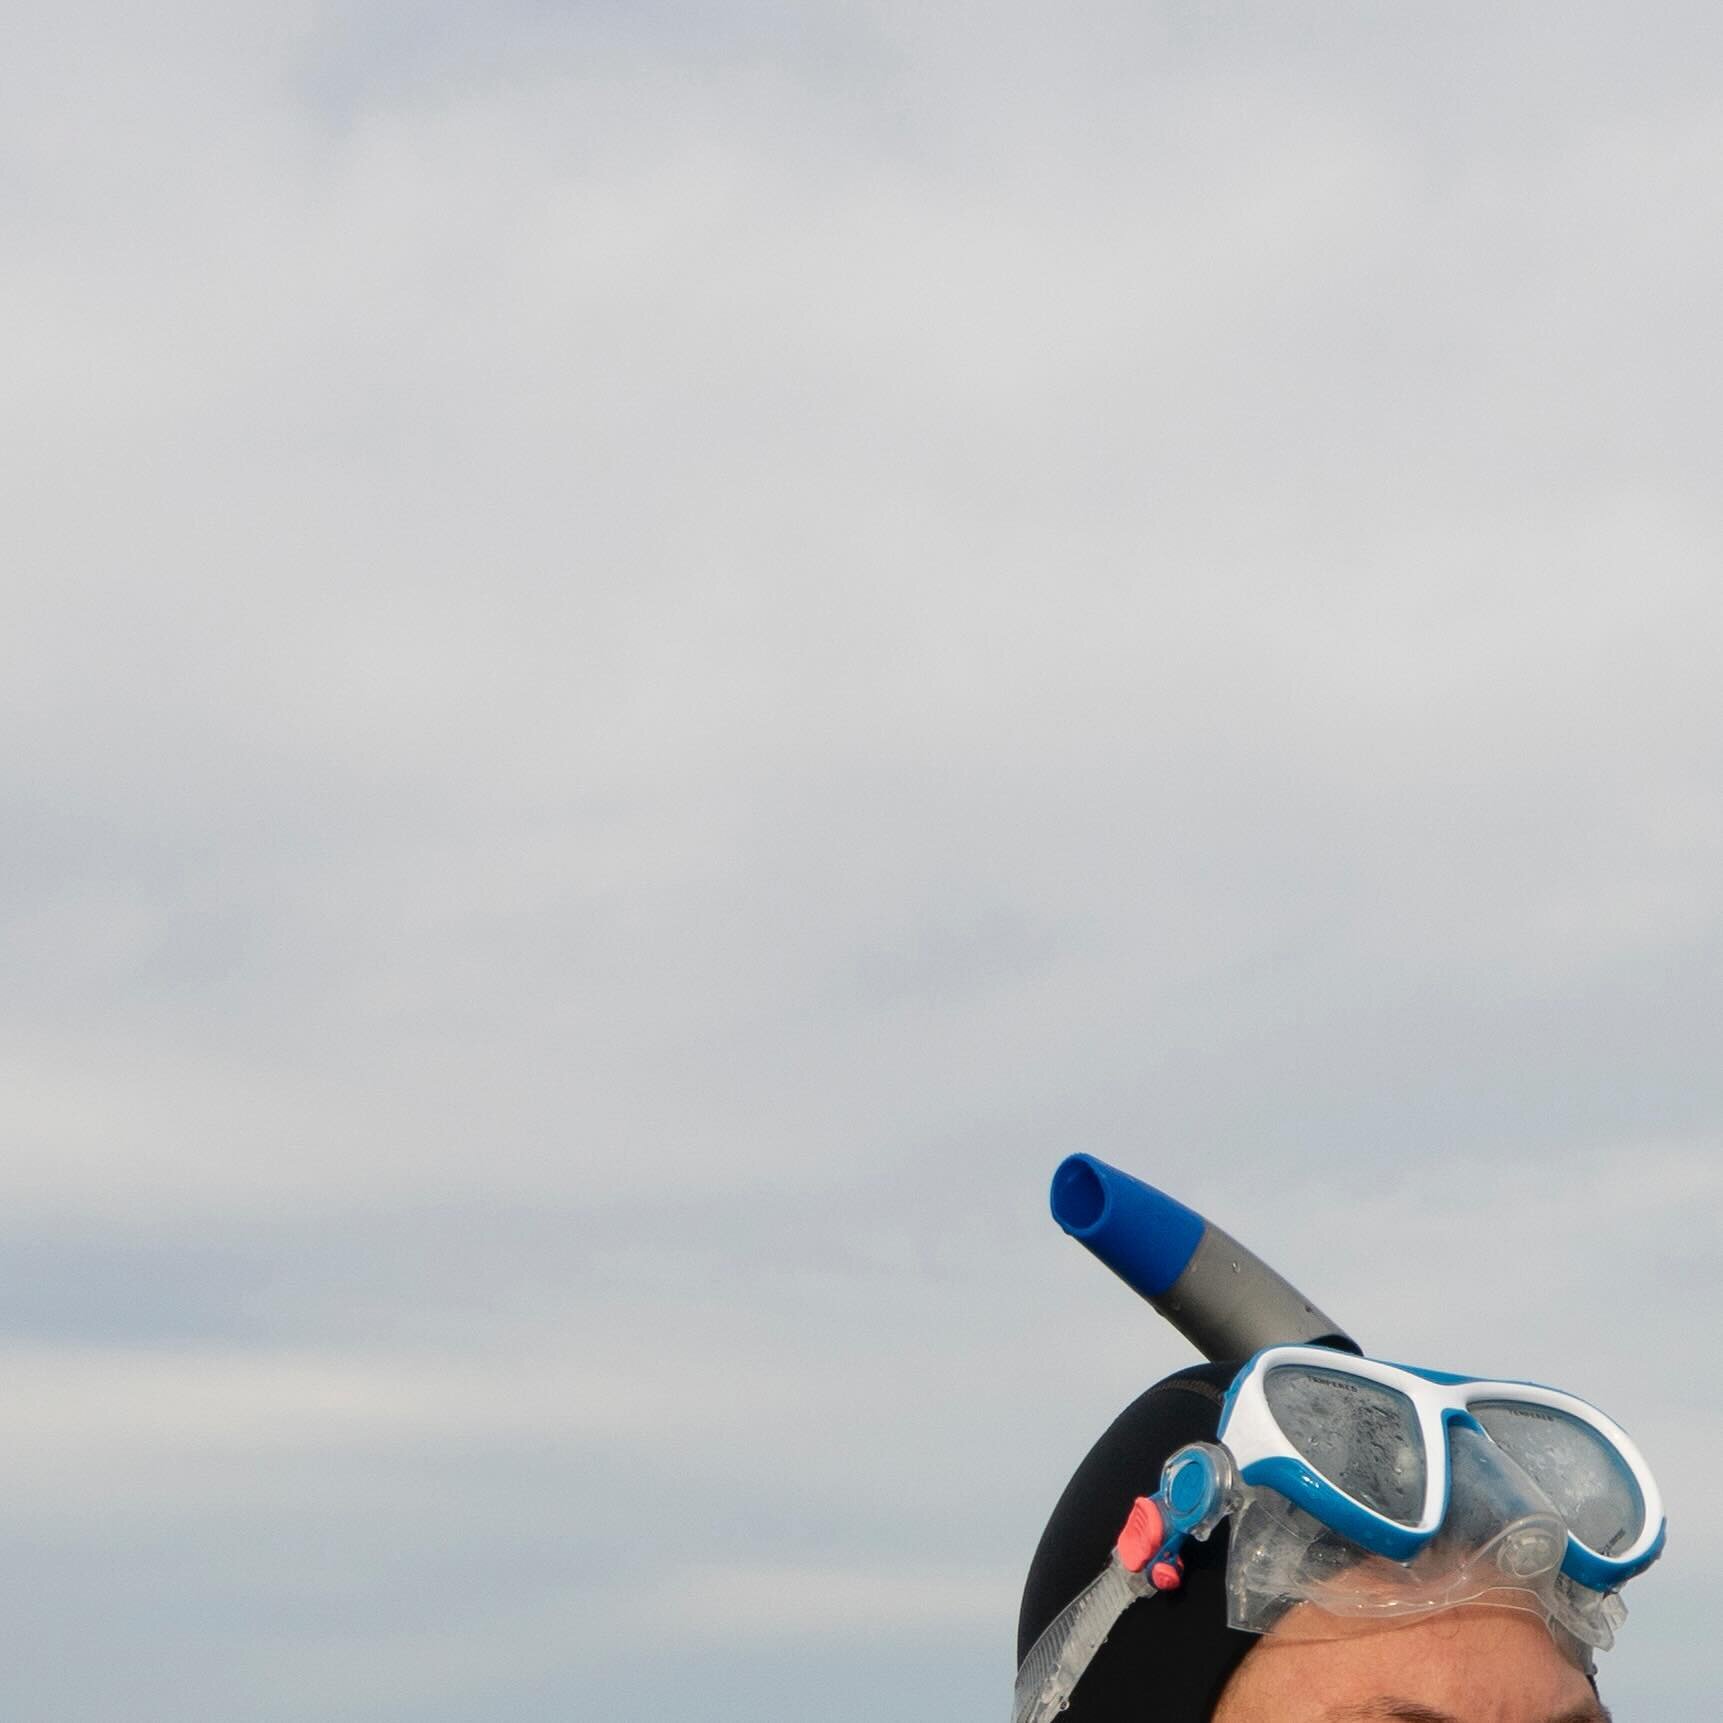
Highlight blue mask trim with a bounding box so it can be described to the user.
[1564,1519,1666,1588]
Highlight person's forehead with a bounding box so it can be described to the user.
[1326,1703,1609,1723]
[1214,1607,1606,1723]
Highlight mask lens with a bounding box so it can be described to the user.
[1262,1365,1426,1525]
[1470,1401,1646,1558]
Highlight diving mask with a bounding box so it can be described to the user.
[1012,1346,1664,1723]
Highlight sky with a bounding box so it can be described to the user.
[2,2,1721,1718]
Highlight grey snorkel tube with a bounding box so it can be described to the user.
[1051,1154,1358,1359]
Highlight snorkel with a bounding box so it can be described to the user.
[1049,1154,1358,1358]
[1016,1156,1666,1723]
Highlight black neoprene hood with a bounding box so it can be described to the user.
[1017,1362,1257,1723]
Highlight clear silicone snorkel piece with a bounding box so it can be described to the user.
[1224,1419,1627,1654]
[1010,1450,1236,1723]
[1011,1557,1153,1723]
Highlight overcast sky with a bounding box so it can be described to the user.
[3,3,1720,1719]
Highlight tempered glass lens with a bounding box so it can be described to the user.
[1262,1365,1426,1524]
[1471,1401,1646,1557]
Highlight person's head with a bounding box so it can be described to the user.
[1016,1354,1657,1723]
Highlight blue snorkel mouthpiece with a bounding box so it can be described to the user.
[1050,1154,1358,1360]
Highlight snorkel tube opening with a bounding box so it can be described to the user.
[1049,1155,1108,1232]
